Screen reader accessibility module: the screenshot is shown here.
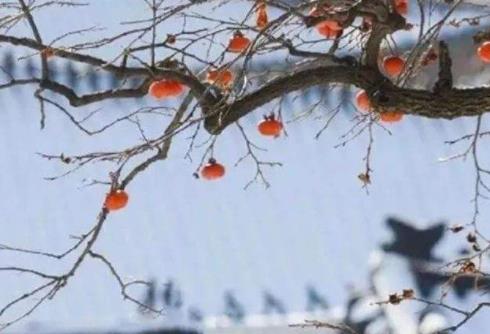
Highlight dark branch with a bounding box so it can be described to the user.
[434,40,453,93]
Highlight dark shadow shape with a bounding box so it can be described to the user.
[411,262,490,298]
[305,285,329,312]
[262,291,286,314]
[382,217,445,262]
[223,291,245,323]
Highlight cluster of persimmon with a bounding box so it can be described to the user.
[102,163,227,211]
[80,2,490,209]
[141,1,490,188]
[324,0,480,78]
[199,115,283,181]
[147,30,253,99]
[309,0,408,40]
[355,31,490,120]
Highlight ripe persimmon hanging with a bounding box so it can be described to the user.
[148,79,185,99]
[316,20,342,39]
[227,31,251,53]
[395,0,408,15]
[477,41,490,63]
[355,90,371,112]
[382,56,405,77]
[206,68,234,88]
[104,189,129,211]
[258,114,283,137]
[201,159,226,180]
[256,1,268,29]
[308,6,342,39]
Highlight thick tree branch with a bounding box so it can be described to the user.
[4,31,489,137]
[360,1,407,67]
[204,64,370,134]
[204,61,490,134]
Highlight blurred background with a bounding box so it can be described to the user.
[1,1,490,334]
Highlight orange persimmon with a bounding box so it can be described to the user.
[395,0,408,15]
[227,31,251,53]
[308,6,342,39]
[477,41,490,63]
[382,55,405,77]
[201,159,226,180]
[206,68,234,88]
[256,2,268,29]
[316,20,343,39]
[148,79,185,99]
[258,115,283,137]
[355,90,371,112]
[104,189,129,211]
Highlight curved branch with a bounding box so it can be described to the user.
[0,34,218,107]
[204,62,490,134]
[204,64,372,133]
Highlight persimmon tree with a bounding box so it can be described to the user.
[1,0,490,332]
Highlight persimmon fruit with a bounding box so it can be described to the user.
[201,159,226,180]
[256,2,268,29]
[355,90,371,112]
[227,31,251,53]
[477,41,490,63]
[316,20,343,39]
[206,69,233,88]
[258,114,283,137]
[395,0,408,15]
[383,56,405,77]
[148,79,185,99]
[104,189,129,211]
[308,6,342,39]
